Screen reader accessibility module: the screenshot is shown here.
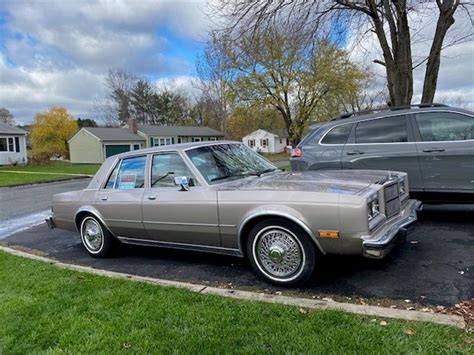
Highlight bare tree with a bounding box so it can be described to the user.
[214,0,472,106]
[195,31,234,133]
[0,108,15,125]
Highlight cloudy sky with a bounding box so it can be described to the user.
[0,0,473,124]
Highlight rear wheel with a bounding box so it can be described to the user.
[246,218,317,286]
[80,215,114,257]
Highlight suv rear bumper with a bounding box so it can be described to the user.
[362,199,421,258]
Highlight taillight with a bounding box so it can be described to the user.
[291,148,302,157]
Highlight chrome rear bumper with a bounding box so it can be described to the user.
[45,216,56,229]
[362,199,421,259]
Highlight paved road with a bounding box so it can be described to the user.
[3,205,473,306]
[0,179,90,220]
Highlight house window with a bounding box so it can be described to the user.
[15,137,20,152]
[153,137,172,146]
[193,137,202,142]
[209,137,217,141]
[248,139,255,148]
[133,144,140,150]
[8,138,14,152]
[260,139,268,147]
[0,138,7,151]
[177,137,182,144]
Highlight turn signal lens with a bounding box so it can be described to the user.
[319,231,339,238]
[291,148,302,157]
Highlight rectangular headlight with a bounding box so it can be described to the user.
[367,195,380,220]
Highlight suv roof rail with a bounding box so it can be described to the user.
[330,103,449,121]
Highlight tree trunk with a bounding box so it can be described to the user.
[421,2,457,104]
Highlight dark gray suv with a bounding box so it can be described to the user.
[291,104,474,203]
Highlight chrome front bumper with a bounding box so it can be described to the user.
[362,199,422,259]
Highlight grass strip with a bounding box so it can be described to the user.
[0,250,472,353]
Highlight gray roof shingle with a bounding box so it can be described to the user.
[84,127,145,141]
[0,123,27,135]
[137,125,224,137]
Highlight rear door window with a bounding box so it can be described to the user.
[321,124,352,144]
[114,156,146,189]
[355,115,408,143]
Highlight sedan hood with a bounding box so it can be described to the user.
[218,170,401,195]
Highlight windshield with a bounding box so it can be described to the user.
[186,143,277,184]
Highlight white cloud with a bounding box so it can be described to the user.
[0,0,215,123]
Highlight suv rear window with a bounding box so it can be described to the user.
[321,124,352,144]
[355,115,408,143]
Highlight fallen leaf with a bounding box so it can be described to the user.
[322,297,334,302]
[421,308,430,312]
[406,307,415,311]
[390,305,397,309]
[370,318,377,323]
[299,308,308,314]
[464,338,472,345]
[436,305,445,311]
[380,321,387,326]
[403,328,414,336]
[458,271,465,275]
[275,291,282,296]
[410,241,419,244]
[404,299,411,303]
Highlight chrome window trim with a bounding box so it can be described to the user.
[318,110,473,146]
[318,122,354,146]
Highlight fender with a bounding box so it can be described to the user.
[237,205,326,256]
[74,206,115,236]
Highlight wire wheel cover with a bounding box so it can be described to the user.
[256,228,303,278]
[82,219,103,252]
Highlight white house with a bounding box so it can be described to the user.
[0,123,28,165]
[242,129,289,153]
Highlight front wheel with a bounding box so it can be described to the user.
[80,215,114,257]
[246,218,317,286]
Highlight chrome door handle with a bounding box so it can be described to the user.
[346,150,364,155]
[100,196,108,201]
[146,195,157,200]
[422,148,445,153]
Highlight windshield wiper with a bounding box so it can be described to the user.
[210,168,277,182]
[249,168,277,177]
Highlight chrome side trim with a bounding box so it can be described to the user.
[237,211,326,255]
[143,221,219,227]
[117,236,243,257]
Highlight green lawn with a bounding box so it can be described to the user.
[261,152,290,162]
[0,161,100,187]
[0,251,471,354]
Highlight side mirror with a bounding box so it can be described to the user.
[174,176,189,191]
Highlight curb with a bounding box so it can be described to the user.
[0,245,465,330]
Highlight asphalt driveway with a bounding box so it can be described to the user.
[2,204,473,307]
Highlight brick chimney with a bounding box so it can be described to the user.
[128,118,138,134]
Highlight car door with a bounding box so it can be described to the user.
[142,151,221,247]
[95,155,146,238]
[413,111,474,192]
[341,114,424,191]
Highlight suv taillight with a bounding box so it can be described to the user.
[291,148,302,157]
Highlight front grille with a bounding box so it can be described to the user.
[384,182,400,219]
